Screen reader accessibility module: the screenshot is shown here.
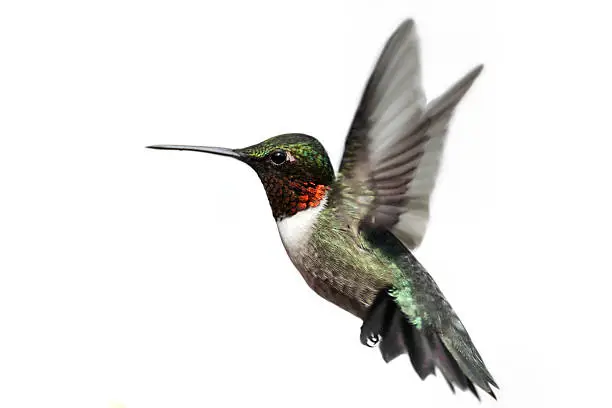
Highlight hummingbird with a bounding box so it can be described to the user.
[148,19,498,399]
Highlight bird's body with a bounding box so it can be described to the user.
[277,193,429,319]
[278,197,390,318]
[149,19,498,399]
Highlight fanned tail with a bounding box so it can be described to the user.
[360,290,498,400]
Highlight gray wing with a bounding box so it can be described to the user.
[333,18,483,249]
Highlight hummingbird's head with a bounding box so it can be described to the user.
[148,133,335,220]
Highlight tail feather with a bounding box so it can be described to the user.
[429,333,479,399]
[379,312,407,363]
[440,334,498,399]
[401,319,435,379]
[361,290,497,399]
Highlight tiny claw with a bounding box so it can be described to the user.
[366,333,380,347]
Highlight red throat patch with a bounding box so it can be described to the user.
[299,184,328,210]
[286,182,329,216]
[263,176,329,219]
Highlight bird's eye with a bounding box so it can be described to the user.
[270,150,287,165]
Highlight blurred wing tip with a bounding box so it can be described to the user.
[461,64,485,89]
[466,64,484,82]
[388,18,417,41]
[398,18,416,31]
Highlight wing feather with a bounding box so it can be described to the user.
[332,18,483,249]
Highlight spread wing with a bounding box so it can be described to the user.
[332,19,483,249]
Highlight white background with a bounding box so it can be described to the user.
[1,1,610,407]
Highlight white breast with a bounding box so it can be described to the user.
[276,195,328,256]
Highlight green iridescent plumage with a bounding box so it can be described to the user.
[237,133,335,185]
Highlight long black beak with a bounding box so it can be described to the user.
[146,145,244,159]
